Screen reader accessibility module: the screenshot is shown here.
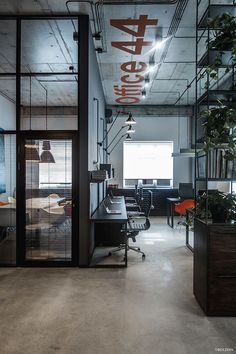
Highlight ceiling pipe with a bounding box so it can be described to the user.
[66,0,99,36]
[98,1,178,4]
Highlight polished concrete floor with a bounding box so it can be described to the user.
[0,217,235,354]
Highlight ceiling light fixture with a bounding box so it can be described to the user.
[149,55,155,69]
[142,89,147,99]
[144,76,150,88]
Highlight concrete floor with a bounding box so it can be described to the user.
[0,217,235,354]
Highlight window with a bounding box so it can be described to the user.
[123,141,173,188]
[39,140,72,189]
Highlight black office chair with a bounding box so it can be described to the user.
[125,184,138,203]
[109,190,153,260]
[178,183,194,199]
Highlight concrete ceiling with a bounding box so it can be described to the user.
[0,0,233,107]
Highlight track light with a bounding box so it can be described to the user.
[149,55,155,69]
[144,76,150,88]
[141,89,147,99]
[126,134,132,141]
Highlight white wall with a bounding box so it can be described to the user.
[107,115,193,189]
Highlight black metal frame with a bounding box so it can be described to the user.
[0,14,90,266]
[18,131,78,267]
[194,1,236,229]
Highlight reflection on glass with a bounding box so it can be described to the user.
[25,139,72,261]
[0,20,16,72]
[21,19,78,73]
[0,135,16,265]
[20,75,78,130]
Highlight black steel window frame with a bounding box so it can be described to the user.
[0,14,87,267]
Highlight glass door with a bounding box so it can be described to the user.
[22,137,75,264]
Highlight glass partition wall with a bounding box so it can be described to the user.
[0,16,79,266]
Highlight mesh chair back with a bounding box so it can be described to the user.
[142,190,153,218]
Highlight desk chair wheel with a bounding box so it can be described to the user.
[142,254,145,260]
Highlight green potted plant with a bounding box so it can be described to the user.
[200,102,236,160]
[207,12,236,55]
[204,12,236,86]
[196,191,236,223]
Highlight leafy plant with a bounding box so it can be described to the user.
[199,101,236,160]
[207,12,236,56]
[196,191,236,222]
[204,13,236,87]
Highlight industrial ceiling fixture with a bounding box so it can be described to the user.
[144,76,150,88]
[149,55,155,70]
[142,89,147,99]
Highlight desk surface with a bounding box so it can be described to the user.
[91,196,127,223]
[166,197,181,203]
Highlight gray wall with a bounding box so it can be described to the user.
[88,31,106,216]
[107,115,193,188]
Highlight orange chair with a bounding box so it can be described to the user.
[174,199,195,228]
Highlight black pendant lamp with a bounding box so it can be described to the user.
[25,77,40,162]
[40,89,55,163]
[25,141,40,162]
[40,140,55,163]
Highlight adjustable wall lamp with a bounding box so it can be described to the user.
[98,110,136,147]
[107,133,132,156]
[103,125,135,153]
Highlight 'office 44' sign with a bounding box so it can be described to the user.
[110,15,158,104]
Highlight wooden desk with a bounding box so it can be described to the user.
[166,197,181,228]
[90,196,128,267]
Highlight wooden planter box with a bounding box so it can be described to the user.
[194,218,236,316]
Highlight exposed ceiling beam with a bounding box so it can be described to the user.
[106,105,194,117]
